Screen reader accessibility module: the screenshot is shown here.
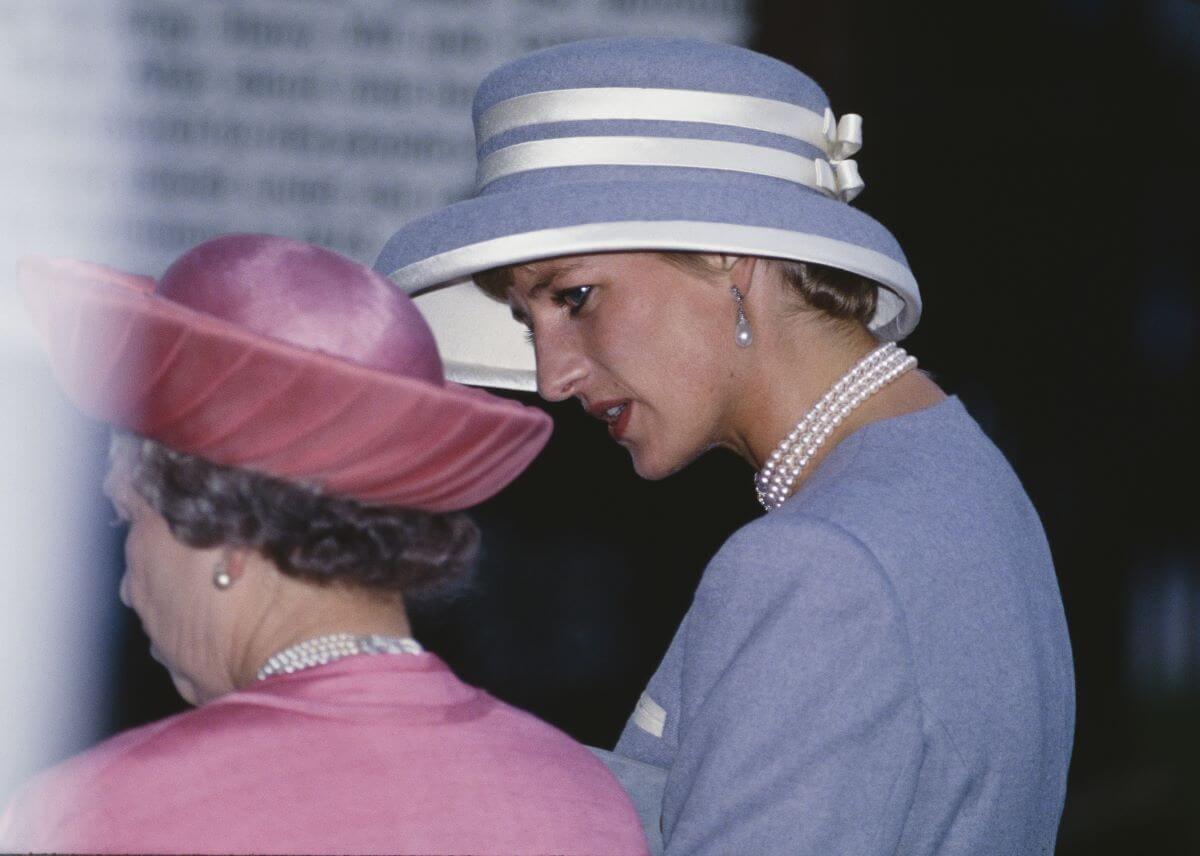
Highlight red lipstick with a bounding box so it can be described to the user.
[587,399,632,441]
[608,402,632,441]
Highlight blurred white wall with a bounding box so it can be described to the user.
[0,0,748,801]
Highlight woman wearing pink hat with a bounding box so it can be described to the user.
[0,234,649,855]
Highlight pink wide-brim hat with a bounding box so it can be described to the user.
[18,234,552,512]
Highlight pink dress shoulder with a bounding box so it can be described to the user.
[0,654,649,855]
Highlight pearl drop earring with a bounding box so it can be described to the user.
[731,286,752,347]
[213,556,233,590]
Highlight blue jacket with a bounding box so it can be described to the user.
[613,397,1074,855]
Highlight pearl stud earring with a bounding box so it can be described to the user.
[213,557,233,590]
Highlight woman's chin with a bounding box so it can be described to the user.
[628,447,687,481]
[168,671,204,706]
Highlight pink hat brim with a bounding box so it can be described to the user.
[19,256,552,512]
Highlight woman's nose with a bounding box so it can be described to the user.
[534,332,587,402]
[118,571,133,608]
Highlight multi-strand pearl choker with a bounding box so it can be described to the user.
[755,342,917,512]
[256,633,424,681]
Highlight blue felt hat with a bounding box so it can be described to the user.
[375,37,921,391]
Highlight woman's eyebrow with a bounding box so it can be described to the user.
[526,261,585,299]
[100,472,131,515]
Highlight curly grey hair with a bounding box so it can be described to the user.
[111,433,480,600]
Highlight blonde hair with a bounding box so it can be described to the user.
[657,253,877,328]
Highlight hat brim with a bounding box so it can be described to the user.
[18,257,551,512]
[376,174,922,391]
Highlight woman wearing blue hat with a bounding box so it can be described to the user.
[376,38,1075,855]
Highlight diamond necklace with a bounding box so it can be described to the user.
[755,342,917,512]
[256,633,424,681]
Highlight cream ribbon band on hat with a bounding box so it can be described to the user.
[477,136,864,202]
[476,87,865,202]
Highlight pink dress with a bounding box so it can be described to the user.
[0,653,649,855]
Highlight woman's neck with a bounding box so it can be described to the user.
[726,319,945,490]
[230,568,413,690]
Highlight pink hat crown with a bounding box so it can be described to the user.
[159,234,443,385]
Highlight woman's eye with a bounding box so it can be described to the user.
[555,285,593,314]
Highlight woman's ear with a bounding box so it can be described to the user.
[727,256,759,296]
[221,548,251,584]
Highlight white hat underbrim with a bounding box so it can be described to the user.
[397,220,920,392]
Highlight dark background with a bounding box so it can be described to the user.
[90,1,1199,853]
